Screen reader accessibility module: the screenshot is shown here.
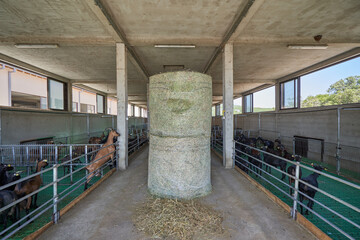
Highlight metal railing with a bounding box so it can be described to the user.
[0,142,117,239]
[0,132,149,239]
[220,133,360,240]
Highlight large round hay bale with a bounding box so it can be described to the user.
[148,71,212,199]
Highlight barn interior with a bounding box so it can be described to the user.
[0,0,359,239]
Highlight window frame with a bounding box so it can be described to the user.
[280,77,300,110]
[96,94,105,114]
[47,79,67,111]
[244,94,253,113]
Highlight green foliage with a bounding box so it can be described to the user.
[302,76,360,108]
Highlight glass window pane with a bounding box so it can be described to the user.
[253,87,275,112]
[49,80,64,110]
[233,97,242,114]
[301,57,360,108]
[128,104,132,116]
[245,94,252,113]
[212,106,215,116]
[220,104,223,116]
[97,95,104,113]
[283,80,295,108]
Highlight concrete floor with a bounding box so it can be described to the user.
[39,146,316,240]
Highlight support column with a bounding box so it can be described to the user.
[222,43,234,168]
[147,83,150,137]
[275,82,280,112]
[116,43,128,170]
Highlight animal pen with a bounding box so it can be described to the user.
[0,130,148,239]
[211,129,360,240]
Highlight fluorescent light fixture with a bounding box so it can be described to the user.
[15,44,59,49]
[287,44,328,50]
[154,44,196,48]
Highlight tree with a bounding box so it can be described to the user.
[302,76,360,108]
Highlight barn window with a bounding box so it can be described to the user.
[300,56,360,108]
[128,104,133,116]
[215,104,220,116]
[253,86,275,112]
[212,106,216,116]
[233,97,242,114]
[97,94,104,114]
[280,78,299,109]
[244,94,253,113]
[219,104,223,116]
[134,106,140,117]
[107,97,117,115]
[48,79,65,110]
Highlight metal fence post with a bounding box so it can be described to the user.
[55,146,58,164]
[85,145,88,177]
[69,145,73,184]
[26,146,30,175]
[12,146,16,170]
[291,161,300,219]
[232,140,235,168]
[293,137,296,155]
[40,145,43,160]
[116,141,120,171]
[53,164,59,223]
[137,133,140,149]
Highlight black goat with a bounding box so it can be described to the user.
[0,190,19,229]
[0,164,14,186]
[299,164,325,215]
[234,141,249,173]
[287,155,302,195]
[263,146,287,180]
[3,171,22,191]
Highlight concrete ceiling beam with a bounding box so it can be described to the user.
[203,0,260,73]
[0,53,70,83]
[91,0,150,78]
[0,37,115,46]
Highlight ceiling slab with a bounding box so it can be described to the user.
[237,0,360,43]
[103,0,247,45]
[135,46,216,76]
[0,0,112,40]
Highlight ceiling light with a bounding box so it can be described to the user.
[154,44,196,48]
[15,44,59,49]
[287,44,328,50]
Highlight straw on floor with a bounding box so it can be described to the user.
[133,197,224,240]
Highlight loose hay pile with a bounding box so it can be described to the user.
[133,197,224,240]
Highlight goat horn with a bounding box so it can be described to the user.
[105,127,113,131]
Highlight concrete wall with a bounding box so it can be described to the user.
[213,104,360,173]
[0,107,147,144]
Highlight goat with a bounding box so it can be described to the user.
[287,155,302,195]
[263,146,287,181]
[84,129,119,190]
[0,190,19,229]
[0,164,14,186]
[3,171,22,191]
[248,142,262,177]
[299,164,326,215]
[14,160,48,218]
[234,141,249,174]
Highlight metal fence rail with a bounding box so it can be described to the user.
[210,130,360,240]
[0,132,149,239]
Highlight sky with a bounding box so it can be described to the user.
[301,57,360,99]
[234,56,360,108]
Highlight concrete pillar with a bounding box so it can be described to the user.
[222,43,234,168]
[67,81,72,112]
[275,82,280,112]
[116,43,128,170]
[147,83,150,136]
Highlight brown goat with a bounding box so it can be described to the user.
[84,130,119,190]
[14,159,48,217]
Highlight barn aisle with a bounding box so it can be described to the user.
[39,146,315,240]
